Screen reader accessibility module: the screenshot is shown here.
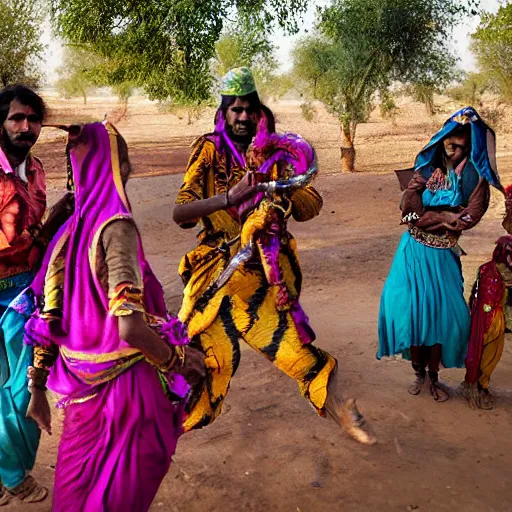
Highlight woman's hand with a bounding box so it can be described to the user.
[176,346,205,389]
[26,388,52,435]
[227,173,267,207]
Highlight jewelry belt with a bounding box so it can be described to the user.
[408,225,459,249]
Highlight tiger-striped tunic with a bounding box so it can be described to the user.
[176,135,336,431]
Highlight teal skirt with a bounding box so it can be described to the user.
[0,275,39,489]
[377,232,469,368]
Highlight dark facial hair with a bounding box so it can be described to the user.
[0,128,35,161]
[226,123,255,146]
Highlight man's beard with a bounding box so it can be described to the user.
[227,123,255,146]
[0,129,36,161]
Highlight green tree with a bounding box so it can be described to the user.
[49,0,308,105]
[214,25,276,77]
[55,45,104,104]
[379,89,400,124]
[265,73,294,102]
[472,4,512,101]
[56,44,137,120]
[291,37,334,99]
[0,0,45,87]
[447,72,490,106]
[214,23,281,101]
[292,0,478,172]
[411,84,437,116]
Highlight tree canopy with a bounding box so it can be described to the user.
[55,45,104,104]
[0,0,45,87]
[214,23,283,101]
[49,0,309,104]
[471,3,512,101]
[292,0,479,172]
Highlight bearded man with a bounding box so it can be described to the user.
[173,67,376,445]
[0,85,73,505]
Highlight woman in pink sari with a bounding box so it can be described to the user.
[23,122,204,511]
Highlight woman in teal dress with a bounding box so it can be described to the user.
[0,282,42,502]
[378,107,504,401]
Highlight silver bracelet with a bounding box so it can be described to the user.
[401,212,420,224]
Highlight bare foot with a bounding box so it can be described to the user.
[408,372,425,396]
[0,482,10,506]
[8,475,48,504]
[338,399,377,445]
[462,381,494,409]
[461,381,479,409]
[479,389,494,410]
[429,381,449,402]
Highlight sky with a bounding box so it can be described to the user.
[42,0,503,84]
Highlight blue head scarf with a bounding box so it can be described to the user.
[414,107,502,192]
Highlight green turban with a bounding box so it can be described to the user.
[219,67,257,97]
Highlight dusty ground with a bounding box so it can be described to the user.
[9,93,512,511]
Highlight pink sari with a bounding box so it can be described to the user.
[25,123,188,511]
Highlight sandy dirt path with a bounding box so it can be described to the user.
[14,170,510,512]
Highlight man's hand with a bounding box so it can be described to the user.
[176,346,205,390]
[39,192,75,244]
[46,192,75,224]
[26,388,52,435]
[227,173,267,207]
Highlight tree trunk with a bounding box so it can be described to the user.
[340,124,356,173]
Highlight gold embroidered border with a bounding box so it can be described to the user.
[60,345,142,363]
[104,122,130,211]
[59,392,99,407]
[45,224,71,284]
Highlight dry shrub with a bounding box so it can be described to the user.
[480,102,506,131]
[300,101,317,122]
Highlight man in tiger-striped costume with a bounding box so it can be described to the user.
[173,67,376,445]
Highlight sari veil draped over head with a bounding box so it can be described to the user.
[414,106,502,192]
[24,122,176,404]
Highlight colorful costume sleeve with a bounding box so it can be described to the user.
[290,185,323,222]
[101,219,142,297]
[108,284,145,316]
[101,219,144,316]
[26,156,46,225]
[176,138,218,214]
[175,139,217,229]
[33,344,59,371]
[0,176,20,248]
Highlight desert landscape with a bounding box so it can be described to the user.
[15,92,512,511]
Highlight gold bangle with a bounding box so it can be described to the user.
[175,346,185,366]
[157,348,178,372]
